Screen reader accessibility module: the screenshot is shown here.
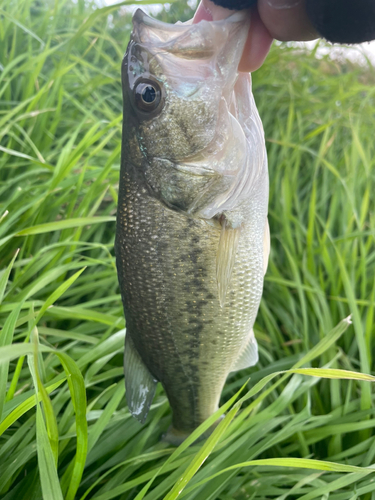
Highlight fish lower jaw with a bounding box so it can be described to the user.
[162,415,225,446]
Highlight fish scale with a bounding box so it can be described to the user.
[116,8,269,443]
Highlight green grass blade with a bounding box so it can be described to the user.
[15,217,116,236]
[0,248,19,305]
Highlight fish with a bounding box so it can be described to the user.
[115,8,269,444]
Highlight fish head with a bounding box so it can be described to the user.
[122,9,249,163]
[122,10,266,221]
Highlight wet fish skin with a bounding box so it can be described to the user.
[116,9,269,443]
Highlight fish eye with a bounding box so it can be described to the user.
[134,79,163,114]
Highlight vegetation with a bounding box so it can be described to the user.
[0,0,375,498]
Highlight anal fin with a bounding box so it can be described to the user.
[216,218,241,307]
[124,333,157,424]
[231,329,258,372]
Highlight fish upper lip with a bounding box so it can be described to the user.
[132,8,248,31]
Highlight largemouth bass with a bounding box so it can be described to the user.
[116,8,269,444]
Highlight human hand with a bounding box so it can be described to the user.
[193,0,317,72]
[193,0,375,72]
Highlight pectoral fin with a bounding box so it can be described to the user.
[124,334,157,424]
[216,218,241,307]
[231,329,258,372]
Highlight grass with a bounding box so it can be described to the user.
[0,0,375,498]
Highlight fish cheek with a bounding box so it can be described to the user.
[137,93,218,161]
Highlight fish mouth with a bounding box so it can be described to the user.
[131,8,248,61]
[133,8,248,30]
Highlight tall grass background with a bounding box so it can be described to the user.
[1,0,375,498]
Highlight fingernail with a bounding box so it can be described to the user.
[194,0,234,22]
[193,1,213,23]
[267,0,301,10]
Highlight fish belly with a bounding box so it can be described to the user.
[116,167,266,434]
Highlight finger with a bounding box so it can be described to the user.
[193,0,273,73]
[258,0,319,41]
[238,7,273,72]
